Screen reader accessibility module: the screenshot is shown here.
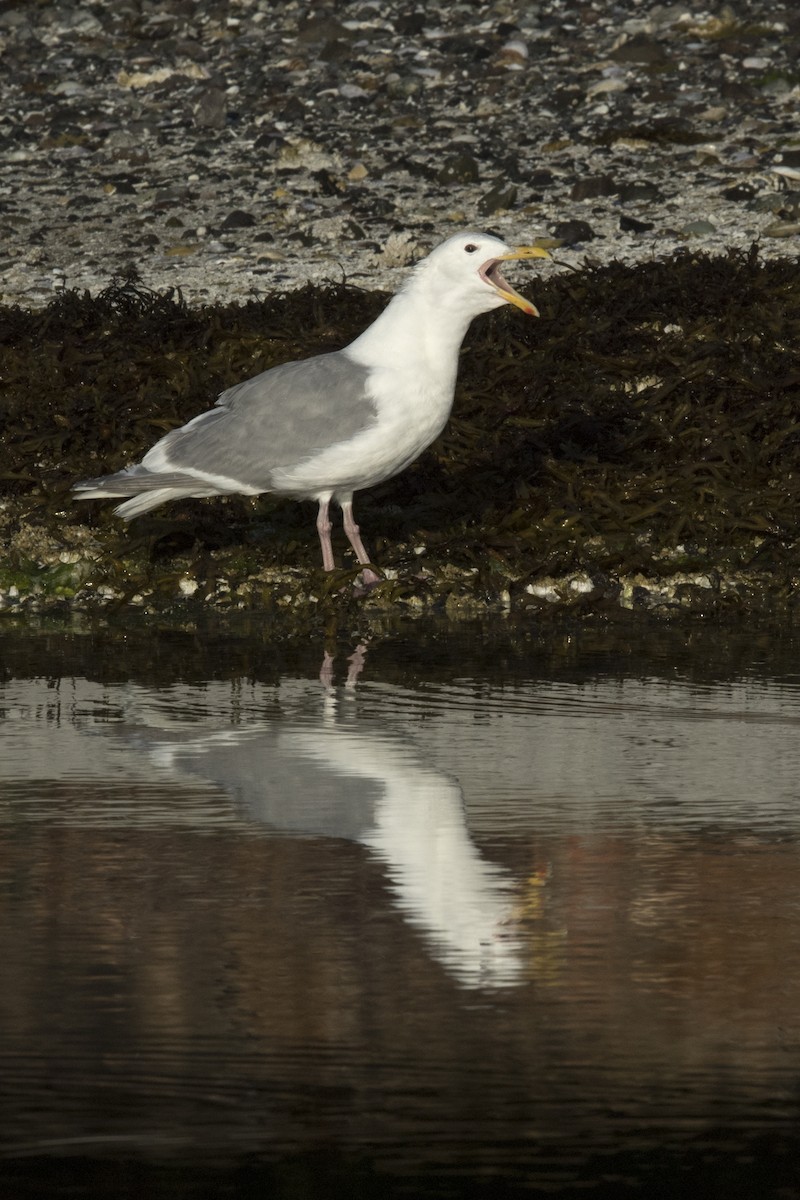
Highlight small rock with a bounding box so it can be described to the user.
[312,169,341,196]
[570,174,617,201]
[586,78,627,98]
[620,214,654,233]
[377,231,420,267]
[436,153,480,185]
[220,210,256,229]
[193,86,227,129]
[279,96,307,122]
[569,575,594,594]
[680,219,717,236]
[772,165,800,184]
[339,83,369,100]
[52,81,86,98]
[612,137,655,153]
[297,14,349,43]
[617,181,662,203]
[106,179,138,196]
[750,193,793,214]
[762,222,800,238]
[118,65,208,88]
[551,219,596,244]
[495,39,528,70]
[525,580,560,603]
[609,35,668,65]
[723,182,757,202]
[698,105,727,122]
[395,12,426,35]
[496,154,525,183]
[478,182,517,215]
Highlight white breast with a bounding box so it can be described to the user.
[270,365,455,498]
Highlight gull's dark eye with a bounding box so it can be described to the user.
[464,243,478,253]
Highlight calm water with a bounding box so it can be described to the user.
[1,619,799,1199]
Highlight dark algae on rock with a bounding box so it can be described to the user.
[2,248,800,621]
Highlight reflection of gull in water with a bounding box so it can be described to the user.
[128,650,524,990]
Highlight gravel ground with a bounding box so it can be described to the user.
[1,0,799,309]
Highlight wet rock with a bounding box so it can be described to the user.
[0,0,794,312]
[193,85,227,129]
[586,78,628,102]
[723,183,757,202]
[620,214,654,233]
[494,40,528,71]
[681,219,717,237]
[772,167,800,188]
[312,169,342,197]
[320,39,357,65]
[609,36,669,66]
[570,174,617,201]
[762,221,800,238]
[297,15,350,45]
[617,181,663,204]
[495,155,525,183]
[279,95,307,122]
[219,210,256,229]
[395,12,426,36]
[479,182,518,216]
[436,154,481,186]
[551,219,596,244]
[751,192,800,216]
[547,85,583,114]
[529,169,554,190]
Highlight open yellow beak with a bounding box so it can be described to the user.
[483,245,550,317]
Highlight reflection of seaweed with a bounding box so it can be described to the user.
[510,866,566,986]
[2,249,800,613]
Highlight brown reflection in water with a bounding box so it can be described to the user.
[535,830,799,1064]
[2,812,798,1168]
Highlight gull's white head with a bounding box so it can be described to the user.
[412,231,550,318]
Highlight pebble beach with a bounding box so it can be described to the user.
[1,0,798,306]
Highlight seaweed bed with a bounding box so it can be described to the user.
[1,246,799,627]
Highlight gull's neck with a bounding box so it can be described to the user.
[345,271,477,384]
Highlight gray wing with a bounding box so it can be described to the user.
[150,351,376,491]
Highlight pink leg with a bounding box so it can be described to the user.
[341,500,381,586]
[318,642,368,692]
[316,498,335,571]
[346,642,369,688]
[319,650,335,689]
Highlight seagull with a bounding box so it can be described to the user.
[73,231,549,582]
